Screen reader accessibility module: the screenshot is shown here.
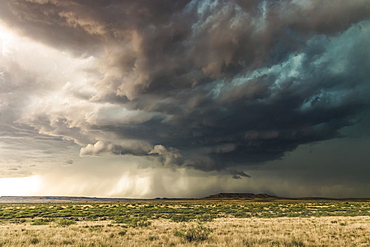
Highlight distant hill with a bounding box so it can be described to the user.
[0,196,137,203]
[1,194,369,203]
[203,193,278,199]
[0,194,278,203]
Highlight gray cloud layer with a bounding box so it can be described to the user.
[1,0,370,174]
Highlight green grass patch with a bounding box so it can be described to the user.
[57,219,76,227]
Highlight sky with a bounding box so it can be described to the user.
[0,0,370,198]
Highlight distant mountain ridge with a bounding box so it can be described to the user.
[0,194,278,203]
[203,193,277,199]
[1,193,369,203]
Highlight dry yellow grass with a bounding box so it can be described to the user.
[0,216,369,246]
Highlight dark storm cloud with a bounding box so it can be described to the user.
[229,169,251,179]
[1,0,370,172]
[0,0,191,56]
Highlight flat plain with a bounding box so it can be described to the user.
[0,198,369,246]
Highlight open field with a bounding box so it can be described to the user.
[0,199,369,246]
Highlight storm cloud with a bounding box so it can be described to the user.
[1,0,370,176]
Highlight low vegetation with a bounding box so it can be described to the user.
[0,199,369,246]
[1,199,369,221]
[174,223,213,242]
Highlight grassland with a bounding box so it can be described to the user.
[0,199,369,246]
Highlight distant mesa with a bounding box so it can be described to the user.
[203,193,278,199]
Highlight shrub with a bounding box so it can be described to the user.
[118,230,127,236]
[113,216,126,224]
[148,236,159,241]
[57,219,76,227]
[13,219,27,224]
[287,239,305,247]
[31,219,50,225]
[30,238,40,244]
[174,224,212,242]
[61,240,74,245]
[114,216,151,227]
[135,219,151,227]
[197,214,215,222]
[170,214,190,222]
[88,225,103,231]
